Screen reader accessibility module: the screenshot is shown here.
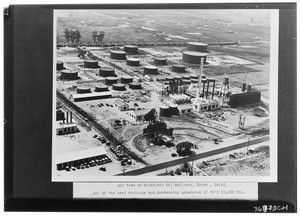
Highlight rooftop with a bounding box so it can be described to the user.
[56,146,107,164]
[72,91,112,99]
[114,99,128,106]
[132,109,150,116]
[178,103,192,110]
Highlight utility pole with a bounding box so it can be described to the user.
[122,167,127,175]
[247,137,250,154]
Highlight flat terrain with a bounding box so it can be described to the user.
[57,10,270,44]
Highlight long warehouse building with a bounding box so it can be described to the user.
[56,147,108,171]
[72,91,112,102]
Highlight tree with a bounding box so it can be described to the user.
[97,31,105,46]
[144,108,157,123]
[176,141,195,156]
[92,31,98,45]
[74,30,81,43]
[64,28,71,43]
[146,121,168,142]
[180,162,192,173]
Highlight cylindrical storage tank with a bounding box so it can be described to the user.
[77,86,91,94]
[84,59,100,68]
[124,45,138,54]
[187,42,208,53]
[182,75,190,80]
[182,79,191,84]
[154,57,167,65]
[105,77,118,85]
[202,75,206,79]
[191,79,198,84]
[99,67,116,77]
[207,78,215,82]
[190,74,199,79]
[201,78,208,84]
[224,77,229,85]
[159,105,171,117]
[61,70,79,80]
[121,75,133,84]
[242,83,247,92]
[129,82,142,90]
[166,76,174,81]
[174,75,183,80]
[164,81,170,85]
[172,64,186,73]
[112,83,126,91]
[169,104,179,116]
[144,65,158,74]
[247,84,252,92]
[182,51,207,64]
[57,61,65,70]
[110,50,127,60]
[94,84,109,92]
[126,58,140,66]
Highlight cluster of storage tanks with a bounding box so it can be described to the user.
[57,61,79,80]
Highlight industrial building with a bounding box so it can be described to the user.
[187,42,208,53]
[229,91,261,107]
[114,99,129,111]
[99,67,116,77]
[192,98,220,112]
[72,92,112,102]
[178,104,193,114]
[56,122,78,135]
[56,111,78,135]
[126,58,140,66]
[144,65,158,74]
[127,109,150,122]
[56,109,65,121]
[124,45,139,54]
[57,60,65,70]
[182,51,207,64]
[56,146,108,171]
[110,50,127,60]
[84,59,100,68]
[60,69,79,80]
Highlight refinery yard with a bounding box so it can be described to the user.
[54,10,271,179]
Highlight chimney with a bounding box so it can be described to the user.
[242,83,247,92]
[247,84,252,92]
[212,79,216,99]
[198,58,204,98]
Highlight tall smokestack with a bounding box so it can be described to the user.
[198,58,204,98]
[70,112,72,123]
[66,112,69,123]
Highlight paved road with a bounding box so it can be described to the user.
[117,136,269,176]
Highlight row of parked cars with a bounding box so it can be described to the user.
[64,156,112,172]
[109,145,132,166]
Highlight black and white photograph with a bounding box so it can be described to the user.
[53,9,278,183]
[4,2,297,212]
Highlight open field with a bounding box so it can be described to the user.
[57,10,270,44]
